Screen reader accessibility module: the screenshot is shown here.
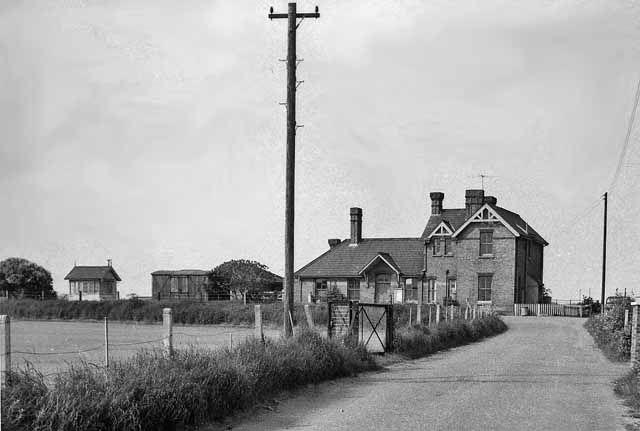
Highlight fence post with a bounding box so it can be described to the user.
[472,306,476,320]
[450,304,454,320]
[625,309,629,329]
[428,305,432,327]
[416,304,422,325]
[163,308,173,357]
[409,306,412,326]
[0,315,9,388]
[304,304,314,329]
[435,304,440,323]
[255,304,264,341]
[537,303,541,317]
[631,304,640,368]
[104,317,109,369]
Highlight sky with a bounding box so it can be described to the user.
[1,0,639,300]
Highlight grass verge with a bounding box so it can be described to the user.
[3,329,375,431]
[584,304,630,362]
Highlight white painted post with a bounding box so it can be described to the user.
[416,304,422,326]
[625,309,629,329]
[304,304,314,329]
[435,304,440,323]
[255,304,264,341]
[104,317,109,369]
[409,306,412,326]
[450,304,454,321]
[163,308,173,357]
[537,303,541,317]
[243,291,247,305]
[0,315,10,388]
[472,306,476,320]
[428,305,432,327]
[631,304,640,368]
[465,306,469,320]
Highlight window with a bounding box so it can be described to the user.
[347,279,360,301]
[446,278,457,301]
[444,238,452,255]
[424,279,436,303]
[479,231,493,256]
[170,277,179,293]
[83,281,89,293]
[432,238,441,256]
[478,275,492,301]
[404,278,418,302]
[315,279,328,302]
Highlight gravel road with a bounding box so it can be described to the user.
[208,316,633,431]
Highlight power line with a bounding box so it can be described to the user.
[610,77,640,194]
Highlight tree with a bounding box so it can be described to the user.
[210,259,282,298]
[0,257,55,299]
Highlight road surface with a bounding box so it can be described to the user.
[208,317,633,431]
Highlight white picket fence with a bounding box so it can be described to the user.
[514,303,591,317]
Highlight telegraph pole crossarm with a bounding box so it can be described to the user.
[269,3,320,338]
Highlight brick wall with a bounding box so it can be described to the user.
[426,223,516,310]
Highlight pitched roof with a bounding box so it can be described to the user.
[151,269,210,276]
[492,206,548,245]
[421,209,468,238]
[358,252,402,275]
[421,205,548,245]
[295,238,425,278]
[64,266,122,281]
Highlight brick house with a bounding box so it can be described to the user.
[65,260,121,301]
[295,190,547,312]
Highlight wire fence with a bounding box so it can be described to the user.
[0,307,271,383]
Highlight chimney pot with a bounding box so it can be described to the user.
[328,238,341,249]
[350,207,363,245]
[107,259,112,267]
[429,192,444,215]
[465,189,485,216]
[484,196,497,205]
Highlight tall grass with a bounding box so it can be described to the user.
[394,315,508,359]
[584,304,631,361]
[3,329,375,431]
[0,299,328,326]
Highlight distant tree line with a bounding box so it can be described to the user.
[0,257,56,299]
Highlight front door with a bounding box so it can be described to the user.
[375,273,391,303]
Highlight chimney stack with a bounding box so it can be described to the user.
[484,196,497,206]
[465,189,485,216]
[328,238,341,249]
[430,192,444,215]
[350,207,363,245]
[107,259,112,267]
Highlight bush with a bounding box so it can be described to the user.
[3,329,377,431]
[393,316,508,359]
[584,304,631,361]
[0,299,330,327]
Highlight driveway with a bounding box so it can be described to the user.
[208,317,633,431]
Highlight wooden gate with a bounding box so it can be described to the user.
[358,303,394,353]
[328,301,353,339]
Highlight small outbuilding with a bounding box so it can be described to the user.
[151,269,223,301]
[64,260,121,301]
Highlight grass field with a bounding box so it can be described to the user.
[11,320,281,377]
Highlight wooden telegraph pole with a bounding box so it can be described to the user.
[601,192,608,309]
[269,4,320,337]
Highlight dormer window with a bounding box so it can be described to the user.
[433,238,441,256]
